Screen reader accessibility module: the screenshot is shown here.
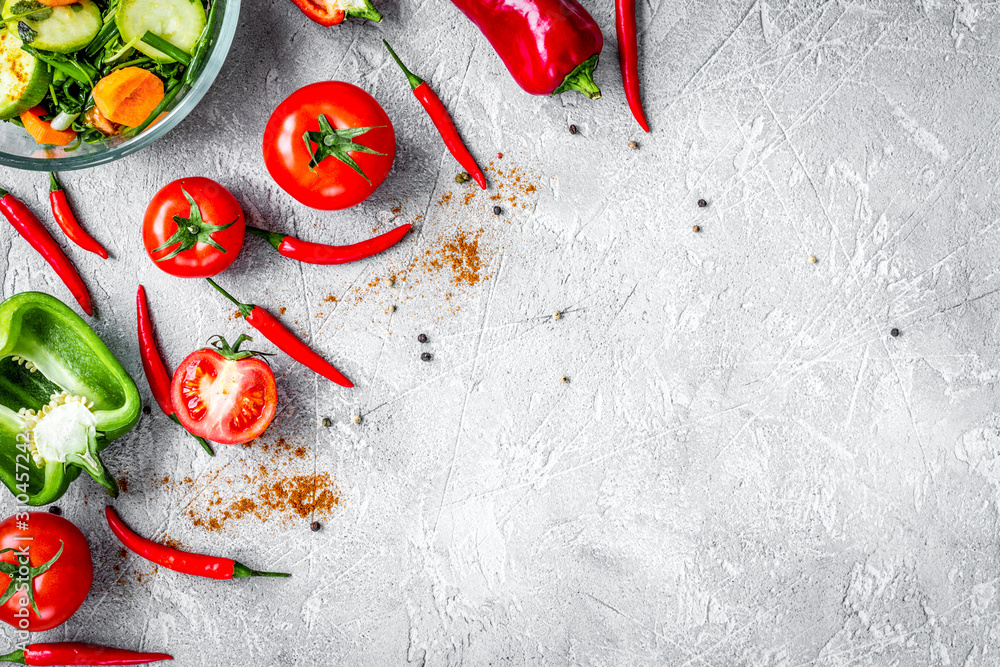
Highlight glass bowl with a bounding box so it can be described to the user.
[0,0,240,171]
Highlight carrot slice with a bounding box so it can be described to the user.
[19,106,77,146]
[93,67,165,128]
[36,0,80,5]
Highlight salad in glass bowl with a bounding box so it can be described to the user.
[0,0,220,154]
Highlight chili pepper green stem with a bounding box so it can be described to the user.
[169,414,214,456]
[232,561,291,578]
[0,188,8,198]
[205,278,253,318]
[0,649,23,663]
[382,40,423,91]
[553,54,602,99]
[48,172,61,193]
[246,226,284,252]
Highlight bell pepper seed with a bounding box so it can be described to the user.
[352,414,362,424]
[553,311,562,320]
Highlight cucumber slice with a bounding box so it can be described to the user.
[0,29,49,120]
[117,0,206,64]
[2,0,102,54]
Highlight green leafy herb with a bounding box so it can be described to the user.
[8,0,51,20]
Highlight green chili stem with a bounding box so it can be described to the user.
[382,40,423,91]
[232,561,291,578]
[246,226,285,252]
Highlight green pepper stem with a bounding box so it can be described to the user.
[0,187,8,198]
[0,649,24,664]
[246,226,286,252]
[347,0,382,22]
[49,172,61,193]
[204,278,254,319]
[382,40,423,91]
[232,561,291,578]
[554,54,602,100]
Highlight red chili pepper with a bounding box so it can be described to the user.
[205,279,354,388]
[0,186,92,316]
[0,643,171,666]
[105,506,289,579]
[382,41,487,190]
[247,223,411,265]
[615,0,649,132]
[49,173,108,259]
[289,0,382,26]
[450,0,603,98]
[136,286,215,456]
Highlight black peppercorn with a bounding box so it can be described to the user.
[48,506,61,516]
[421,352,432,362]
[142,405,151,415]
[493,206,502,215]
[891,328,900,338]
[697,199,708,208]
[569,124,577,135]
[310,521,321,532]
[418,334,428,343]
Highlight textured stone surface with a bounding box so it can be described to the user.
[1,0,999,664]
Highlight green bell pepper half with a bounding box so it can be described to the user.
[0,292,141,505]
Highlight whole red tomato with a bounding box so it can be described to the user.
[0,513,92,632]
[262,81,396,210]
[143,177,246,278]
[171,335,278,445]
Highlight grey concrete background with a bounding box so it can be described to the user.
[1,0,998,664]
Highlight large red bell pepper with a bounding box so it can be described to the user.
[450,0,604,99]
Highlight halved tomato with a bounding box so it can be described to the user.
[170,335,277,445]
